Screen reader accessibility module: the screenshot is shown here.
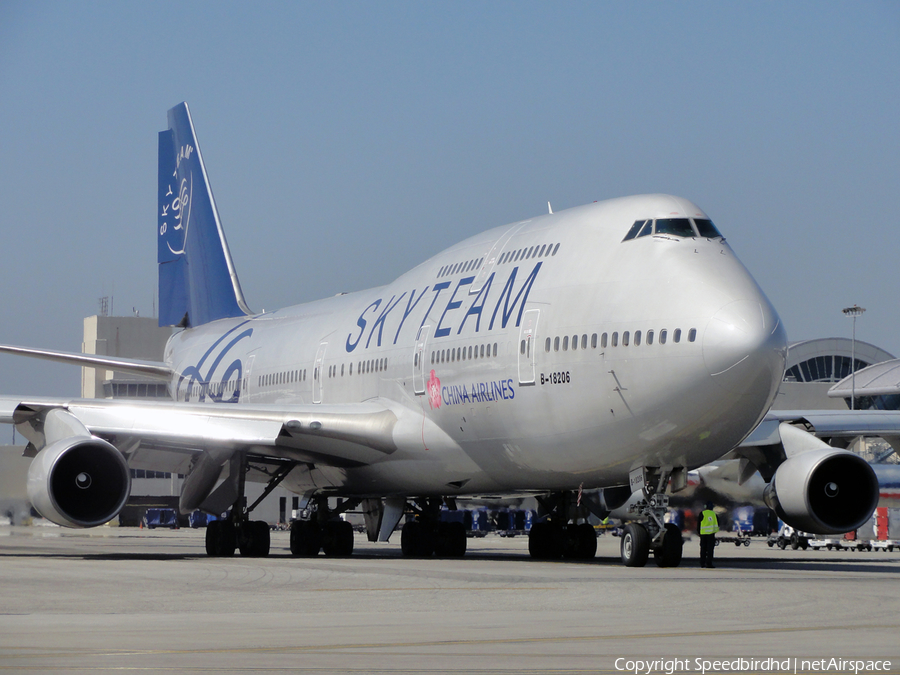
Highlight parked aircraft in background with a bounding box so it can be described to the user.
[0,103,878,567]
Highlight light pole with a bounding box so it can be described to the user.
[842,305,866,410]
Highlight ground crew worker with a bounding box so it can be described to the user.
[699,501,719,568]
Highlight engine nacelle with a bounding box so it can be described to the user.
[27,436,131,528]
[764,448,878,535]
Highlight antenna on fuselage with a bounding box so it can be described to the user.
[548,202,553,214]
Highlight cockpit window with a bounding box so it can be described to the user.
[654,218,695,238]
[622,220,646,241]
[636,220,653,238]
[693,218,722,238]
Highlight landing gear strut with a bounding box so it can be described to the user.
[205,457,293,558]
[399,498,467,558]
[289,496,358,558]
[620,467,683,568]
[528,491,598,561]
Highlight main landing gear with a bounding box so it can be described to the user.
[400,498,467,558]
[527,491,598,561]
[619,468,683,568]
[205,459,294,558]
[289,496,358,558]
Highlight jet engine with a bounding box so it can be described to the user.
[27,436,131,528]
[763,448,878,535]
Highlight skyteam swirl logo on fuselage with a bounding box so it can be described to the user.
[177,320,253,403]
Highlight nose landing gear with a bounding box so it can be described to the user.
[620,467,684,568]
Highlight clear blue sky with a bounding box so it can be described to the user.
[0,2,898,396]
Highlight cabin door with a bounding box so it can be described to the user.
[413,325,430,395]
[313,342,327,403]
[517,309,539,386]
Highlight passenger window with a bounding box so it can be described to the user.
[554,336,560,352]
[581,334,587,350]
[623,331,630,346]
[688,328,697,342]
[612,332,618,347]
[539,244,547,257]
[552,243,560,255]
[468,345,473,359]
[520,340,526,355]
[694,219,722,238]
[634,330,641,346]
[545,337,551,352]
[647,330,654,345]
[493,343,498,357]
[674,329,681,343]
[660,330,668,344]
[591,333,597,349]
[571,335,577,350]
[601,333,608,348]
[655,218,695,237]
[563,336,569,351]
[480,344,485,357]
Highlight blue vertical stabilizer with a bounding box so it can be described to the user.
[158,103,250,327]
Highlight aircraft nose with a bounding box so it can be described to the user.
[703,299,787,399]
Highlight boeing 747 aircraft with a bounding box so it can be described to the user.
[0,103,879,567]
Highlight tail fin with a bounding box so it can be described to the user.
[158,102,251,327]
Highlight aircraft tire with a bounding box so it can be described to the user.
[239,520,270,557]
[434,521,466,557]
[528,521,561,560]
[290,520,322,557]
[621,523,650,567]
[653,523,683,568]
[562,523,597,560]
[206,520,236,557]
[401,520,435,557]
[322,520,354,557]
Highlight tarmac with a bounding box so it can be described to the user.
[0,526,898,674]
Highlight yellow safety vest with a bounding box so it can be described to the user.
[700,509,719,535]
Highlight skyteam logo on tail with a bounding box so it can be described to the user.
[159,157,192,256]
[158,103,250,328]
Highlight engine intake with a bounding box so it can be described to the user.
[27,436,131,528]
[764,448,878,534]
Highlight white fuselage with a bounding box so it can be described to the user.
[164,195,787,497]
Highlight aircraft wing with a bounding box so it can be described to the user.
[763,409,900,439]
[1,396,399,472]
[726,409,900,483]
[0,344,173,381]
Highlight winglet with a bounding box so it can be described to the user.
[158,103,251,327]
